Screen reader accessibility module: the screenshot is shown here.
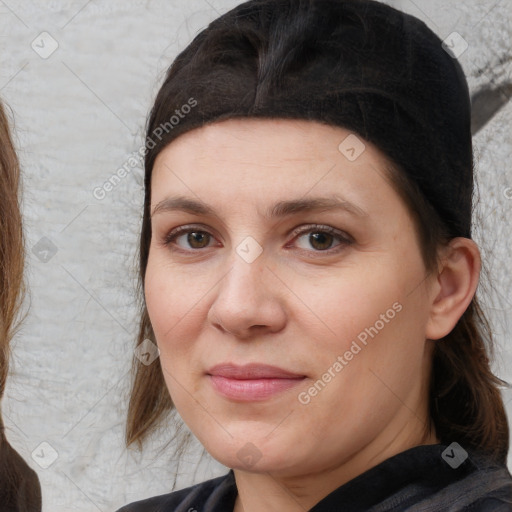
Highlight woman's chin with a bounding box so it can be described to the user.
[211,450,292,474]
[198,430,296,473]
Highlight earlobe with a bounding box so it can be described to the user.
[425,237,481,341]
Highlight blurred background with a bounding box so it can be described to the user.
[0,0,510,510]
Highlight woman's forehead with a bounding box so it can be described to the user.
[148,119,406,229]
[153,118,352,162]
[151,118,389,186]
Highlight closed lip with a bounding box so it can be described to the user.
[206,363,305,379]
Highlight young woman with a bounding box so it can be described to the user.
[0,100,42,510]
[118,1,512,510]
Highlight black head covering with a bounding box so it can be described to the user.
[146,0,473,237]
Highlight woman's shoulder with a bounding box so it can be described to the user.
[116,470,237,512]
[465,468,512,511]
[462,450,512,510]
[0,435,42,512]
[410,445,512,511]
[469,497,512,512]
[308,443,512,511]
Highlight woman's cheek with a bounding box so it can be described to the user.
[145,259,183,330]
[295,275,391,342]
[145,270,200,373]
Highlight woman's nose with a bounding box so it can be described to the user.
[207,242,287,339]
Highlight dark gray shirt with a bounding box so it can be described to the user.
[117,444,512,511]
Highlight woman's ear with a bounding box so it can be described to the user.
[425,237,481,340]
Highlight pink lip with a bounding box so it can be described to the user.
[207,363,306,401]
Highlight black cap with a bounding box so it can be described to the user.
[147,0,473,237]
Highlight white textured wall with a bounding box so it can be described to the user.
[0,1,510,510]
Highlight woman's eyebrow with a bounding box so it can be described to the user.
[151,195,368,219]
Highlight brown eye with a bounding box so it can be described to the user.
[163,227,215,251]
[292,225,352,253]
[186,231,211,249]
[163,224,351,256]
[308,232,335,251]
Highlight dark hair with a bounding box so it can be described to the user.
[0,100,42,509]
[126,0,509,465]
[0,104,24,409]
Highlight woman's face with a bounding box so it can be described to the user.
[145,118,437,478]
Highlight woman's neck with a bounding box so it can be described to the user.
[232,428,439,512]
